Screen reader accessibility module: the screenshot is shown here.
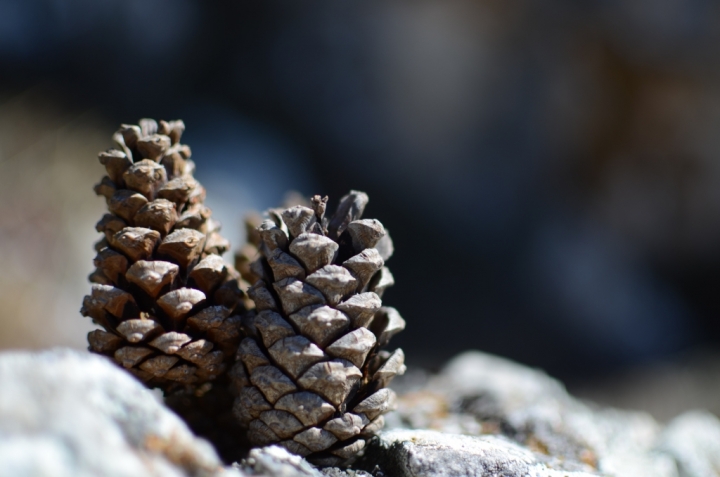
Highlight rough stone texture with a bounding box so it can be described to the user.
[236,446,371,477]
[362,430,597,477]
[0,348,236,477]
[236,446,320,476]
[2,348,719,477]
[370,351,720,477]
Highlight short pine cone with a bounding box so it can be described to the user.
[81,119,246,393]
[235,192,311,285]
[231,191,405,466]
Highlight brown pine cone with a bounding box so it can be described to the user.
[231,191,405,466]
[81,118,246,394]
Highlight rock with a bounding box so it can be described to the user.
[381,351,702,477]
[655,411,720,477]
[320,468,372,477]
[360,429,598,477]
[0,348,237,477]
[236,446,370,477]
[1,348,719,477]
[237,446,320,477]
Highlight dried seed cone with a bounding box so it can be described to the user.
[81,118,246,394]
[231,191,405,466]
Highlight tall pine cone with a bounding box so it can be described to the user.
[231,191,405,466]
[81,119,246,394]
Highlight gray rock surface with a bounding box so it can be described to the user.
[375,351,719,477]
[1,348,719,477]
[235,446,371,477]
[0,348,235,477]
[237,446,320,477]
[656,411,720,477]
[362,430,597,477]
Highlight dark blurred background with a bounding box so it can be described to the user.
[2,0,720,419]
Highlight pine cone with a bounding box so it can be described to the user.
[81,118,246,394]
[235,191,311,285]
[231,191,405,466]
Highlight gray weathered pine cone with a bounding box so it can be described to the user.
[81,118,246,394]
[229,191,406,466]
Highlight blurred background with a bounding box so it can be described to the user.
[1,0,720,421]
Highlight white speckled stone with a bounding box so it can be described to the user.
[0,348,236,477]
[365,430,598,477]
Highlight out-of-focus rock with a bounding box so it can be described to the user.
[380,351,718,477]
[656,411,720,477]
[0,97,105,352]
[573,350,720,422]
[0,348,235,477]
